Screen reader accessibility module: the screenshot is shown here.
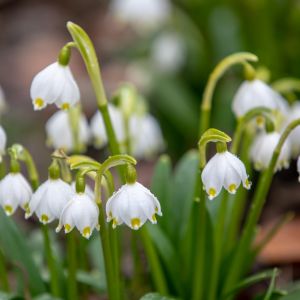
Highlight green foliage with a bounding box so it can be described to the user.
[0,210,46,296]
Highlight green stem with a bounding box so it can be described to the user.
[14,146,61,298]
[19,147,39,190]
[67,22,166,298]
[95,175,117,300]
[191,176,206,300]
[199,52,258,135]
[124,115,131,155]
[223,118,300,295]
[42,225,60,297]
[225,132,252,254]
[0,160,6,179]
[67,22,108,107]
[68,105,81,154]
[140,227,168,295]
[0,248,9,292]
[106,176,122,300]
[98,104,123,158]
[99,204,117,300]
[67,232,78,300]
[207,193,228,300]
[231,107,273,154]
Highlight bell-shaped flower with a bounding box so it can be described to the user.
[30,62,80,110]
[25,178,74,224]
[232,79,288,119]
[56,192,99,239]
[130,114,165,159]
[250,131,291,171]
[110,0,171,32]
[90,104,125,148]
[0,125,7,158]
[201,151,251,200]
[284,103,300,157]
[46,110,90,153]
[297,156,300,182]
[106,182,162,230]
[0,173,32,215]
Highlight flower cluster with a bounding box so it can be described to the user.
[0,156,161,238]
[30,62,165,158]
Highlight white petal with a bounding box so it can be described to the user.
[130,114,165,159]
[232,79,280,117]
[54,66,80,109]
[90,105,125,148]
[201,153,226,200]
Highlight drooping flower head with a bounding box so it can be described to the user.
[26,161,74,224]
[250,131,291,172]
[106,165,162,230]
[232,79,288,120]
[90,104,125,148]
[0,159,32,215]
[201,150,251,200]
[0,125,7,158]
[30,61,80,110]
[56,176,99,239]
[130,114,165,159]
[56,192,99,239]
[46,110,90,153]
[284,102,300,157]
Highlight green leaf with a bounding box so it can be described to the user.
[222,269,280,299]
[170,150,198,243]
[146,224,183,296]
[140,292,178,300]
[150,155,172,234]
[0,210,46,296]
[76,270,106,292]
[151,75,199,140]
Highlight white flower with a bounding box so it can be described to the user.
[56,192,99,239]
[232,79,288,119]
[46,110,90,152]
[297,156,300,182]
[201,151,251,200]
[284,103,300,157]
[0,173,32,216]
[151,32,185,73]
[0,125,7,157]
[106,182,162,230]
[250,131,291,171]
[130,114,165,159]
[90,104,125,148]
[30,62,80,110]
[110,0,171,32]
[26,178,74,224]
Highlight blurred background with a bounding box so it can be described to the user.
[1,0,300,297]
[2,0,300,164]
